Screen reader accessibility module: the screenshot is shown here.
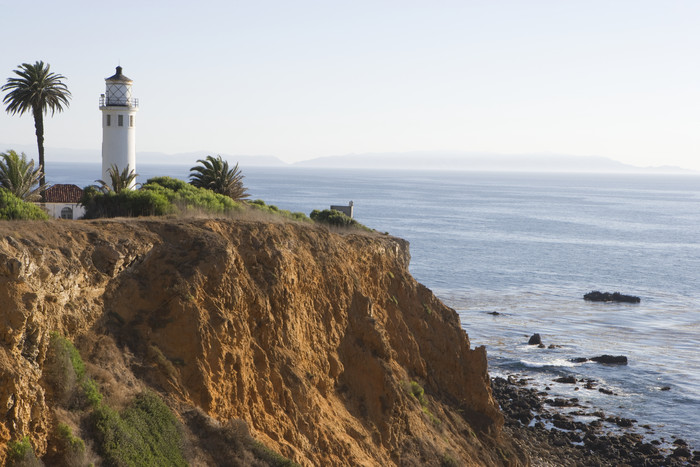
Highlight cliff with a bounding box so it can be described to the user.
[0,218,522,466]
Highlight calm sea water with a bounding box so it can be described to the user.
[47,162,700,447]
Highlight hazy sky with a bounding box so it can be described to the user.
[1,1,699,170]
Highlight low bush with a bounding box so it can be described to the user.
[55,423,87,466]
[91,391,187,467]
[0,189,48,220]
[143,176,242,215]
[80,186,172,218]
[249,199,309,222]
[5,436,40,466]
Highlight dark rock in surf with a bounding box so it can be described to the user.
[584,290,641,303]
[528,333,542,345]
[554,376,577,384]
[570,357,588,363]
[671,447,692,459]
[590,355,628,364]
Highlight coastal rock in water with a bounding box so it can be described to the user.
[554,376,577,384]
[590,355,628,364]
[583,291,641,303]
[528,333,542,345]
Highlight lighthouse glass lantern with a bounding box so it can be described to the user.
[99,66,139,186]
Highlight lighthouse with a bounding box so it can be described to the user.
[99,66,138,185]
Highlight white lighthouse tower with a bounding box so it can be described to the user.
[99,66,138,185]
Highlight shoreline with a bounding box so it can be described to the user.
[492,374,700,466]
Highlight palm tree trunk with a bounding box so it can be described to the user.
[32,106,46,202]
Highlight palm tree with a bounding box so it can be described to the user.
[0,149,48,201]
[2,61,71,200]
[189,155,249,201]
[95,164,140,193]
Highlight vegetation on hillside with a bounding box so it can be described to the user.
[2,61,71,200]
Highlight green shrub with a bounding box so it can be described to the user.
[310,209,370,230]
[0,188,48,220]
[410,381,426,406]
[82,378,103,408]
[251,440,300,467]
[46,333,103,409]
[81,187,172,218]
[143,176,188,191]
[91,391,187,467]
[55,423,86,465]
[50,332,86,380]
[143,177,241,215]
[5,436,40,466]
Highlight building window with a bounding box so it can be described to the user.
[60,207,73,220]
[129,115,134,127]
[106,115,111,126]
[118,115,124,127]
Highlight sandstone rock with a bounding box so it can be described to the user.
[0,218,517,466]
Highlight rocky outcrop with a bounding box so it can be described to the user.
[0,218,520,466]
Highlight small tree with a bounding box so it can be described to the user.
[0,149,47,201]
[95,164,139,193]
[189,155,249,201]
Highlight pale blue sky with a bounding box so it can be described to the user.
[1,1,699,169]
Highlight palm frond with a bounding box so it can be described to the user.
[2,61,71,116]
[95,164,140,193]
[0,150,48,201]
[189,155,249,201]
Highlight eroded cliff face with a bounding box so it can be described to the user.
[0,218,521,466]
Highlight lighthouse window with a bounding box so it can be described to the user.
[106,115,111,126]
[129,115,134,127]
[118,115,124,127]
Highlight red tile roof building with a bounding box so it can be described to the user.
[43,184,84,203]
[38,184,85,219]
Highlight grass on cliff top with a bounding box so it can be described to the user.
[79,176,378,233]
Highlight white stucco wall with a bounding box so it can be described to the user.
[41,203,86,220]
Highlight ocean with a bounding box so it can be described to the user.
[47,162,700,448]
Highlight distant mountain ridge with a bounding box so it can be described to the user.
[1,143,693,173]
[294,151,694,174]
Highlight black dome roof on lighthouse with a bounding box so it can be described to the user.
[105,66,133,83]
